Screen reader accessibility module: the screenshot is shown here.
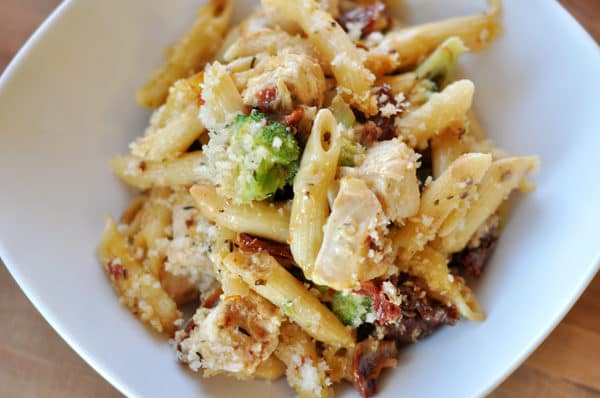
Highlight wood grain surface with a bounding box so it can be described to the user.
[0,1,598,397]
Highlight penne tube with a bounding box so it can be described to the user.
[253,355,286,381]
[97,217,181,336]
[366,0,501,76]
[136,0,232,108]
[199,61,245,131]
[110,152,202,189]
[431,125,469,178]
[131,73,206,161]
[396,79,474,149]
[134,188,172,276]
[290,109,342,277]
[376,72,418,98]
[392,153,492,263]
[404,246,485,321]
[190,184,290,243]
[466,109,487,140]
[119,195,147,225]
[434,156,540,253]
[222,250,354,347]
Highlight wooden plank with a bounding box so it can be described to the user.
[0,265,100,371]
[0,0,61,71]
[491,365,599,398]
[0,346,119,398]
[559,0,600,41]
[563,274,600,333]
[0,265,121,397]
[525,323,600,391]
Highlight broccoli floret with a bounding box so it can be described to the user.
[328,95,364,167]
[331,291,373,327]
[416,36,467,89]
[230,110,300,202]
[339,137,366,167]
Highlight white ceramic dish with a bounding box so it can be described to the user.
[1,0,598,397]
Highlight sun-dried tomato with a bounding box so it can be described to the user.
[237,233,293,260]
[450,226,500,278]
[352,339,398,398]
[338,3,390,38]
[283,107,304,127]
[357,281,401,325]
[255,86,277,111]
[384,274,458,345]
[107,259,127,280]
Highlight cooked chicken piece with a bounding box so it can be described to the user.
[312,176,392,290]
[341,138,420,223]
[175,292,282,377]
[262,0,340,35]
[159,270,198,306]
[224,29,319,63]
[275,322,333,398]
[242,53,326,112]
[198,61,245,132]
[163,200,219,303]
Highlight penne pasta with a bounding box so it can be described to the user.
[110,152,202,189]
[121,204,145,242]
[405,246,485,321]
[431,125,469,178]
[136,0,232,109]
[253,355,286,381]
[119,194,147,225]
[396,79,475,149]
[375,72,418,98]
[466,109,487,140]
[97,217,181,336]
[290,109,342,277]
[392,153,492,263]
[222,250,354,347]
[133,187,172,276]
[366,0,501,76]
[434,156,540,253]
[199,61,245,131]
[131,73,206,161]
[189,184,290,243]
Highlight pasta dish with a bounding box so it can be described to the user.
[97,0,539,396]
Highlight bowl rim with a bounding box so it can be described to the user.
[0,0,598,397]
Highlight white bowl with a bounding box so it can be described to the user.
[1,0,599,397]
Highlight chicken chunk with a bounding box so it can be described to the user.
[242,53,326,112]
[175,292,282,377]
[341,138,420,223]
[312,176,392,290]
[163,200,220,303]
[224,29,319,63]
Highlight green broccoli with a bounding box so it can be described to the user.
[330,291,373,327]
[339,137,366,167]
[230,110,300,202]
[328,95,365,167]
[416,36,467,89]
[407,78,441,107]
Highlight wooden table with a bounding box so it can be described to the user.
[0,1,598,397]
